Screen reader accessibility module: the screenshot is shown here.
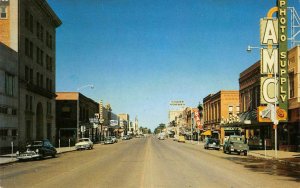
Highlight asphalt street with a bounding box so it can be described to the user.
[0,136,299,188]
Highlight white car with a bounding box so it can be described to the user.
[75,138,93,150]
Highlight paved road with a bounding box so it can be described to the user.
[0,137,299,188]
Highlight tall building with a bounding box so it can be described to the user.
[0,43,18,152]
[0,0,61,146]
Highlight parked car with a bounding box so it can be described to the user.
[104,137,114,144]
[158,134,165,140]
[110,136,118,143]
[223,135,249,156]
[122,135,130,140]
[16,140,57,160]
[178,136,186,143]
[75,138,93,150]
[204,138,220,150]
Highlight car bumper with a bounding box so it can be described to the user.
[230,149,247,152]
[75,145,89,150]
[16,154,40,160]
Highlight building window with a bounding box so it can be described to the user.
[25,38,29,56]
[29,14,33,33]
[29,68,33,84]
[289,72,294,98]
[40,74,43,88]
[26,120,32,141]
[36,72,39,86]
[5,72,14,96]
[0,129,8,137]
[25,10,34,32]
[0,6,7,19]
[0,106,8,114]
[236,106,240,114]
[25,66,29,81]
[11,129,17,137]
[46,55,53,71]
[47,102,52,115]
[26,95,33,111]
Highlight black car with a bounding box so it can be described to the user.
[16,140,57,160]
[204,138,221,150]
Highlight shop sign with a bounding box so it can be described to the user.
[110,120,118,126]
[260,77,277,103]
[258,106,287,122]
[259,1,288,122]
[277,0,288,117]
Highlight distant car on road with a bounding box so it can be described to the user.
[223,135,249,156]
[16,140,57,160]
[158,134,165,140]
[122,135,130,140]
[204,138,220,150]
[110,136,118,143]
[75,138,93,150]
[104,137,114,144]
[178,136,186,143]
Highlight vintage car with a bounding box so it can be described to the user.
[111,136,118,143]
[204,138,220,150]
[178,136,186,143]
[75,138,93,150]
[16,140,57,160]
[104,137,114,144]
[122,135,130,140]
[223,135,249,156]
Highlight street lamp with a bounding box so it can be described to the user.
[246,44,278,158]
[76,84,94,140]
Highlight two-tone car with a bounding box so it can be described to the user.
[16,140,57,160]
[75,138,93,150]
[223,135,249,156]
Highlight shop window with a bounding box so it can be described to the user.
[0,6,7,19]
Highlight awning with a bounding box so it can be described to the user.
[201,130,211,136]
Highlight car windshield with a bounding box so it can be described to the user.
[230,137,244,142]
[26,141,43,147]
[79,139,89,142]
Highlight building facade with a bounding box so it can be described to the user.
[203,90,239,143]
[56,92,99,146]
[0,0,61,147]
[234,46,300,151]
[0,43,18,152]
[118,113,129,136]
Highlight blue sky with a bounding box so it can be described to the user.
[48,0,300,131]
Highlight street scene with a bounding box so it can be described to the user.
[1,136,299,188]
[0,0,300,187]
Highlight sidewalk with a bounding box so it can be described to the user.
[248,149,300,165]
[0,146,76,165]
[185,139,300,165]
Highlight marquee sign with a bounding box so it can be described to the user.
[259,0,288,122]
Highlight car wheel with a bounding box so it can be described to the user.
[244,151,248,156]
[237,152,240,155]
[52,153,56,158]
[223,147,226,153]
